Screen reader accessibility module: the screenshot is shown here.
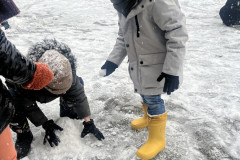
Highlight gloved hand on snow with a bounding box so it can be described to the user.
[157,72,179,95]
[42,120,63,147]
[100,60,118,77]
[81,119,104,141]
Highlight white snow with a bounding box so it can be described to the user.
[3,0,240,159]
[99,69,107,77]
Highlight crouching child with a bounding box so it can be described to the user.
[6,39,104,159]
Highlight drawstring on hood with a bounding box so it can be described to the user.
[111,0,138,17]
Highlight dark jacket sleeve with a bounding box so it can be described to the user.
[7,87,48,127]
[0,29,36,85]
[0,29,36,133]
[25,102,48,127]
[0,80,14,134]
[19,98,48,127]
[61,74,91,119]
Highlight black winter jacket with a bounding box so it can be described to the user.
[219,0,240,26]
[7,39,91,127]
[0,29,35,133]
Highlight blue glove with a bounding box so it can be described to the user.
[1,21,10,30]
[157,72,179,95]
[101,60,118,76]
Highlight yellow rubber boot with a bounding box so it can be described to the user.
[131,103,148,130]
[137,112,167,160]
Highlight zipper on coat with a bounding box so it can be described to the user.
[135,15,140,38]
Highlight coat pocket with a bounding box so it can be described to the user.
[139,53,166,88]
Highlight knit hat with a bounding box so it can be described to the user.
[38,50,73,95]
[0,0,20,23]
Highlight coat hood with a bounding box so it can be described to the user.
[27,39,77,73]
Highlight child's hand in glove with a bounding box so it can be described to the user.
[100,60,118,77]
[157,72,179,95]
[42,120,63,147]
[81,119,104,141]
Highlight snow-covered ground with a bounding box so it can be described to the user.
[4,0,240,159]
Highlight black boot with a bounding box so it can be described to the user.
[15,131,33,159]
[10,120,33,159]
[60,98,79,119]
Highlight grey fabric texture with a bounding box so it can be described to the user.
[107,0,188,95]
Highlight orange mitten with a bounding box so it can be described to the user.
[22,62,54,90]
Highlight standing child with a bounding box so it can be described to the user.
[100,0,188,159]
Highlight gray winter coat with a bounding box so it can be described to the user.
[107,0,188,95]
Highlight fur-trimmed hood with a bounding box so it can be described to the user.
[27,39,77,72]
